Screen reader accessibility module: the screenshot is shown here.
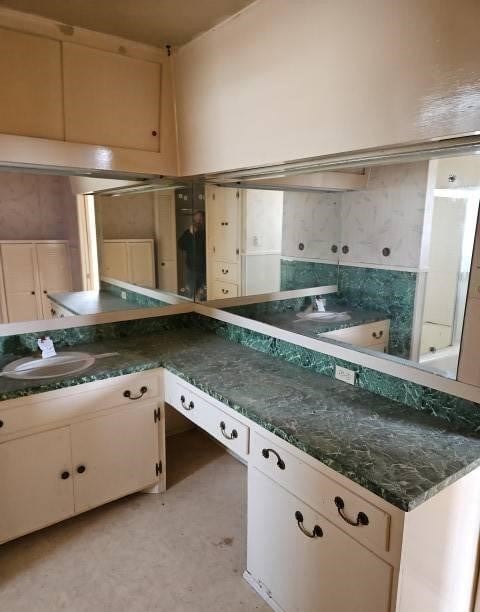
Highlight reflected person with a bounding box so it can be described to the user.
[177,210,206,300]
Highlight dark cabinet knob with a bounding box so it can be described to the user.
[0,419,4,428]
[161,262,165,266]
[298,242,305,251]
[31,291,35,295]
[151,130,158,136]
[76,465,86,474]
[61,471,70,480]
[382,247,391,257]
[331,245,338,253]
[342,245,349,254]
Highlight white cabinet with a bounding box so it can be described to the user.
[0,28,63,140]
[436,157,480,189]
[0,372,163,545]
[102,239,155,288]
[339,163,430,268]
[63,43,161,152]
[206,186,283,299]
[71,402,159,513]
[247,468,392,612]
[0,241,71,322]
[0,427,74,543]
[154,193,177,292]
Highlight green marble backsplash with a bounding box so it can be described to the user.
[101,281,170,308]
[279,259,416,358]
[190,313,480,431]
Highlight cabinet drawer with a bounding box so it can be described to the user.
[165,375,249,459]
[320,320,390,348]
[213,261,239,283]
[251,432,391,555]
[0,372,160,439]
[211,280,239,300]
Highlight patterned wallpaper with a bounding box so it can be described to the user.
[96,192,156,240]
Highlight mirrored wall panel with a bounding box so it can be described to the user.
[0,170,194,327]
[210,154,480,380]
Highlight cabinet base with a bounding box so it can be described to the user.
[243,570,285,612]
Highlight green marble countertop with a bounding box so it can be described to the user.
[1,328,479,512]
[48,291,146,315]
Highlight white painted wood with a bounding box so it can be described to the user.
[127,241,156,288]
[63,43,161,152]
[0,243,42,322]
[210,279,239,300]
[242,254,281,294]
[0,28,63,140]
[458,298,480,386]
[244,170,369,191]
[436,156,480,189]
[396,466,480,612]
[214,261,239,284]
[251,431,392,557]
[320,320,390,350]
[154,192,178,293]
[0,371,160,442]
[101,241,129,282]
[175,0,480,175]
[247,468,392,612]
[71,401,159,513]
[36,243,73,319]
[0,427,74,544]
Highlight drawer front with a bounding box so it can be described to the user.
[213,261,239,283]
[165,375,249,458]
[251,432,390,555]
[320,320,390,348]
[0,372,160,439]
[211,280,239,300]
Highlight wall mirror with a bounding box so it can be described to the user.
[204,154,480,381]
[0,169,195,329]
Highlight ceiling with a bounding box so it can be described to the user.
[0,0,256,47]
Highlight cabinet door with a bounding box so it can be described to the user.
[0,427,74,544]
[36,243,72,319]
[158,259,177,293]
[0,28,63,140]
[247,468,392,612]
[102,242,129,281]
[0,243,42,322]
[155,194,176,260]
[71,402,159,513]
[207,187,240,262]
[127,241,155,288]
[63,43,161,151]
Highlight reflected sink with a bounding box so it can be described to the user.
[2,352,96,380]
[295,311,351,322]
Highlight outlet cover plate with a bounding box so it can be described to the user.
[335,365,357,386]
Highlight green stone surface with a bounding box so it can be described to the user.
[1,326,479,512]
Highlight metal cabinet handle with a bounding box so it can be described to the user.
[76,465,86,474]
[334,496,369,526]
[0,419,3,428]
[295,511,323,538]
[221,268,229,274]
[331,244,338,253]
[180,395,195,410]
[123,386,148,400]
[221,288,229,294]
[372,330,383,340]
[342,245,349,254]
[61,471,70,480]
[220,421,238,440]
[262,448,285,470]
[382,247,391,257]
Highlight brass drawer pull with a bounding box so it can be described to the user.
[295,511,323,538]
[372,330,383,340]
[180,395,195,410]
[334,496,369,526]
[220,421,238,440]
[123,386,148,400]
[262,448,286,470]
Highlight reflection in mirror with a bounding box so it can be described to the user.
[0,170,193,328]
[211,154,480,381]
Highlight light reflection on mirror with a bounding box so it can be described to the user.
[209,155,480,381]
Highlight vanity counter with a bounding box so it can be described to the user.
[0,327,479,512]
[48,290,147,315]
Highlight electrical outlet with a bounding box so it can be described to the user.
[121,291,127,300]
[335,365,357,386]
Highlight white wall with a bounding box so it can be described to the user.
[175,0,480,175]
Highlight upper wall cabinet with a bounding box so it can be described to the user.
[63,43,161,152]
[0,28,63,140]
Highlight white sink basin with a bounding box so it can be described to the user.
[296,311,351,322]
[2,352,95,380]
